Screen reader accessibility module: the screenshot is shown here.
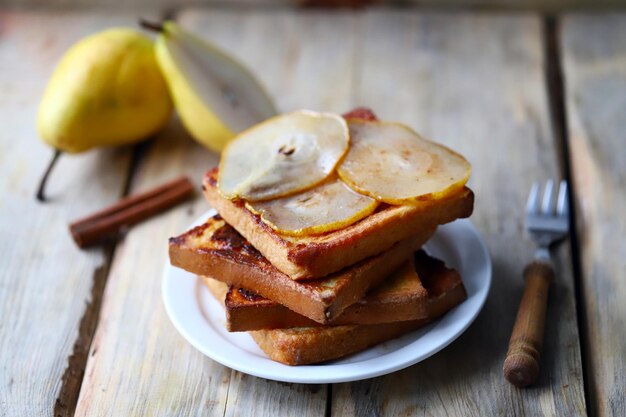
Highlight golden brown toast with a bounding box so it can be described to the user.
[203,268,465,366]
[206,250,466,331]
[169,216,436,323]
[249,320,428,365]
[203,168,474,280]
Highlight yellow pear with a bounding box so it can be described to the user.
[38,28,172,152]
[144,20,276,152]
[36,28,172,200]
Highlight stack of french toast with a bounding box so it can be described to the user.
[168,108,474,365]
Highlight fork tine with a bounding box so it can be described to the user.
[541,180,555,214]
[557,180,569,216]
[527,182,541,214]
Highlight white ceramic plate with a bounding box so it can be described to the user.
[162,210,491,384]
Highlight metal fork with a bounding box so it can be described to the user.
[503,180,570,387]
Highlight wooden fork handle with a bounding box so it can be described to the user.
[503,260,554,387]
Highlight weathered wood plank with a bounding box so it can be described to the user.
[74,9,358,416]
[561,13,626,417]
[221,372,327,417]
[2,0,625,12]
[73,119,233,417]
[332,11,586,416]
[177,8,357,113]
[0,10,151,417]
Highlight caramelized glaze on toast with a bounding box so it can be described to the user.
[204,253,467,365]
[169,216,436,323]
[203,169,474,280]
[204,278,431,365]
[206,250,465,331]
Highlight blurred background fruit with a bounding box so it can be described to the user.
[143,20,277,153]
[36,28,172,201]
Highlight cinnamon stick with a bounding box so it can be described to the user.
[69,176,195,248]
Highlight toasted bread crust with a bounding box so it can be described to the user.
[204,276,229,303]
[203,272,465,365]
[209,259,430,330]
[250,320,429,365]
[169,217,436,323]
[208,251,465,331]
[203,169,474,279]
[414,250,468,317]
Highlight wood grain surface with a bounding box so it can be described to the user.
[331,10,586,416]
[4,6,623,417]
[73,9,359,416]
[0,11,157,417]
[561,13,626,417]
[73,119,234,416]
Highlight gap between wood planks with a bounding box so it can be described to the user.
[52,138,154,417]
[325,384,333,417]
[53,247,113,417]
[543,15,592,416]
[49,10,179,416]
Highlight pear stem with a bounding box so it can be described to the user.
[36,149,62,203]
[139,19,164,33]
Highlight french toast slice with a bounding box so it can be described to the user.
[169,216,437,323]
[250,320,427,366]
[205,250,466,331]
[203,168,474,280]
[204,257,466,366]
[204,275,429,366]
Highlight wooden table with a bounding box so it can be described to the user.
[1,7,624,417]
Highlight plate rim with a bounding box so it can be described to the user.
[162,210,492,383]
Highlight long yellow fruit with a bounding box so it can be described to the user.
[36,27,172,201]
[151,21,277,152]
[38,28,172,153]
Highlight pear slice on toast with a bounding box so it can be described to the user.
[219,110,349,202]
[246,178,377,236]
[338,120,471,204]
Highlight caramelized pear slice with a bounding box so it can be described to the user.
[246,179,378,236]
[218,110,349,201]
[338,121,471,204]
